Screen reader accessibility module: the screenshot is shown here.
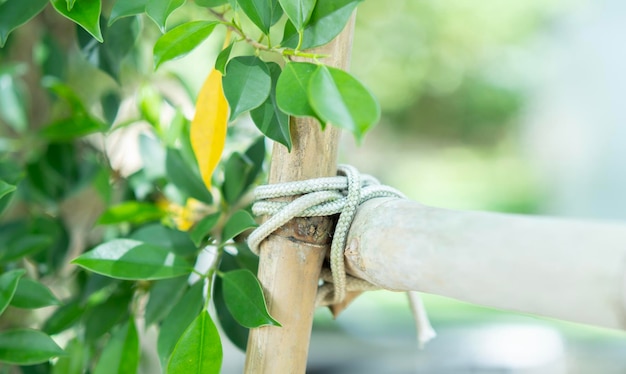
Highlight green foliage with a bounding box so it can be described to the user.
[0,0,48,47]
[157,281,204,368]
[50,0,103,42]
[10,278,60,309]
[276,61,321,120]
[144,276,188,326]
[308,65,379,140]
[98,201,166,225]
[189,212,220,246]
[0,0,376,371]
[237,0,282,34]
[0,180,16,215]
[251,62,292,150]
[165,148,214,204]
[77,16,141,81]
[221,210,257,243]
[0,329,65,365]
[146,0,186,32]
[0,269,25,315]
[93,320,140,374]
[281,0,362,50]
[72,239,193,280]
[153,21,218,69]
[167,311,222,374]
[279,0,316,31]
[223,56,272,121]
[221,269,280,328]
[214,41,233,74]
[109,0,148,25]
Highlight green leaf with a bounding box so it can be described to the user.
[281,0,360,50]
[101,91,121,125]
[189,212,221,247]
[166,148,213,204]
[139,85,163,127]
[51,338,90,374]
[251,62,291,150]
[0,180,16,215]
[146,0,186,33]
[66,0,76,11]
[231,242,259,273]
[50,0,103,42]
[77,15,140,81]
[40,115,108,141]
[243,136,266,187]
[221,210,257,243]
[222,152,253,205]
[40,34,67,79]
[278,0,315,30]
[129,224,197,257]
[93,320,139,374]
[30,216,70,275]
[308,65,379,140]
[195,0,228,7]
[154,21,218,69]
[41,76,85,113]
[109,0,148,25]
[0,180,16,200]
[221,269,280,328]
[0,0,48,48]
[39,79,110,138]
[223,56,271,121]
[10,278,60,309]
[72,239,192,280]
[0,73,28,132]
[0,234,52,264]
[167,311,222,374]
[275,61,320,121]
[83,291,132,342]
[25,142,98,201]
[214,41,233,75]
[237,0,282,34]
[0,269,25,315]
[0,329,65,365]
[43,300,84,335]
[157,281,204,367]
[97,201,165,225]
[103,16,140,80]
[212,252,250,350]
[145,276,188,326]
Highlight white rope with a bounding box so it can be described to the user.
[248,165,436,347]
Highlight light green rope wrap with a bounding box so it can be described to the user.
[247,165,437,347]
[248,165,405,306]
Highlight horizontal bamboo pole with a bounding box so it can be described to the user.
[344,198,626,329]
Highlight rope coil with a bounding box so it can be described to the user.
[248,165,405,305]
[248,165,436,347]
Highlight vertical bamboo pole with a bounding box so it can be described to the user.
[244,16,356,373]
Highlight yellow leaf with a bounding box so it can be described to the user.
[191,68,228,190]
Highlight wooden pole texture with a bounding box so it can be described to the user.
[344,198,626,330]
[244,17,356,373]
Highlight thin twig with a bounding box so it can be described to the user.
[208,8,329,60]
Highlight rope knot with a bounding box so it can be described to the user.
[248,165,405,306]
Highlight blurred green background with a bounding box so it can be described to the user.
[313,0,626,373]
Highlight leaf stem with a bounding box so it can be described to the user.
[296,29,304,51]
[208,9,329,60]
